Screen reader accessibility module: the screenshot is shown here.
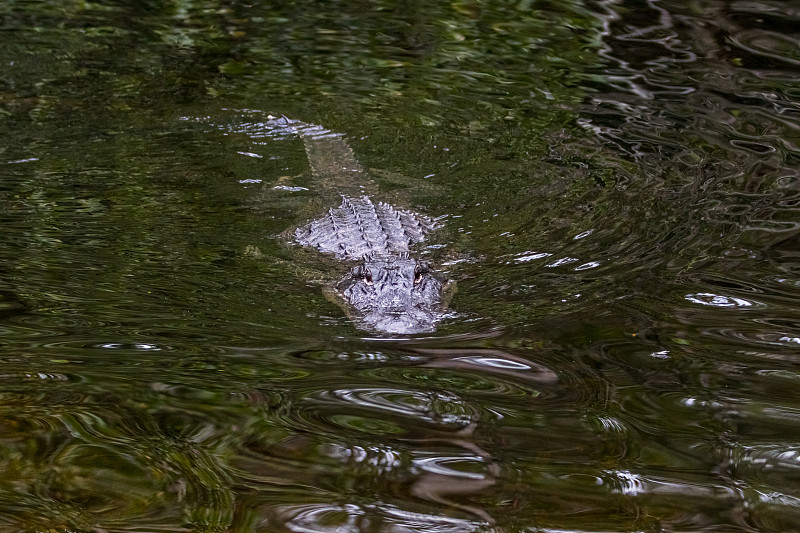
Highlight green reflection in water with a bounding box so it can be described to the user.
[1,0,800,531]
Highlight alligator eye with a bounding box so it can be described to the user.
[364,268,374,285]
[414,264,425,284]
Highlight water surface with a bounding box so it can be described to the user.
[1,0,800,531]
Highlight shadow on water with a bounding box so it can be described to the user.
[1,0,800,531]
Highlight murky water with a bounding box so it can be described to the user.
[1,0,800,531]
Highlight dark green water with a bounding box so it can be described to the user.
[1,0,800,531]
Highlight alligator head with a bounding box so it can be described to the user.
[335,255,445,335]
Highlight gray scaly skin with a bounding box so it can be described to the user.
[276,117,446,334]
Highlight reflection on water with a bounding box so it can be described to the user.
[1,0,800,531]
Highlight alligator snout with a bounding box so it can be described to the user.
[336,256,445,334]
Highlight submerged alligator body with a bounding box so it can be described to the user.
[273,117,447,334]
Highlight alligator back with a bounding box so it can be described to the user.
[295,195,438,259]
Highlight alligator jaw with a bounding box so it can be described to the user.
[334,255,445,335]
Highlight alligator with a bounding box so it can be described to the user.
[261,116,448,334]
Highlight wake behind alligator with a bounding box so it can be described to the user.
[253,116,448,334]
